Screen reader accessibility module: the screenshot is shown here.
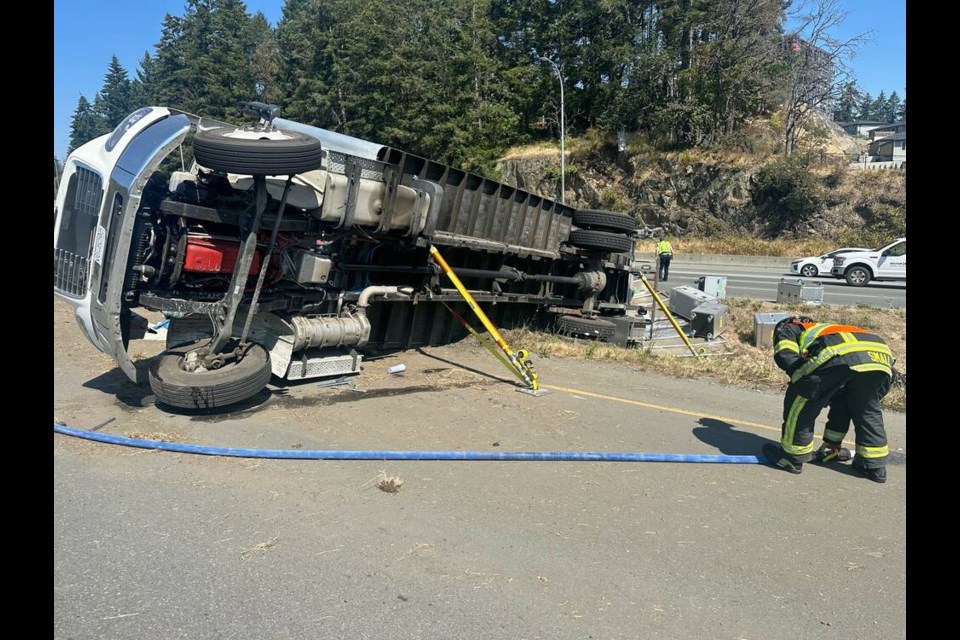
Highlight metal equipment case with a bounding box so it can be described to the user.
[690,302,729,340]
[776,278,824,305]
[753,312,792,348]
[667,286,717,320]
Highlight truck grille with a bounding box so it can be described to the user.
[54,248,89,297]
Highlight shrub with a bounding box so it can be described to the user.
[750,158,824,236]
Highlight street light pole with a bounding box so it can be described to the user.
[539,56,565,204]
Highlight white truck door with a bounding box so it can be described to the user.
[877,240,907,279]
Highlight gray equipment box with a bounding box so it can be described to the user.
[754,312,792,348]
[777,278,824,305]
[696,275,728,299]
[668,285,717,320]
[690,302,729,340]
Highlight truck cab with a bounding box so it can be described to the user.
[830,238,906,286]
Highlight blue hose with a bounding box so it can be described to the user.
[54,423,764,463]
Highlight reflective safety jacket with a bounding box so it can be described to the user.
[656,240,673,256]
[773,322,895,383]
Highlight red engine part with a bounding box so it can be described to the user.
[183,235,262,274]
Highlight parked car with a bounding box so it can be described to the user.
[830,238,906,286]
[790,248,871,278]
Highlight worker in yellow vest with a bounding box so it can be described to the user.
[655,236,674,281]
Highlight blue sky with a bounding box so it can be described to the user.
[53,0,906,160]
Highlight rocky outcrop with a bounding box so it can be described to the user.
[496,147,905,240]
[497,152,759,236]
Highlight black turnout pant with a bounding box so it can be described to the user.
[780,366,891,468]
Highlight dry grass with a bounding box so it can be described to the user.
[501,142,563,158]
[377,474,404,494]
[634,236,838,257]
[503,298,906,412]
[124,431,180,442]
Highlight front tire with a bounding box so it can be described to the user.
[845,266,871,287]
[149,339,273,409]
[800,264,818,277]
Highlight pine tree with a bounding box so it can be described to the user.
[886,90,902,123]
[133,52,158,105]
[833,81,862,122]
[93,55,135,129]
[68,95,105,152]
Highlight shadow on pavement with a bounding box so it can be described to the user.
[692,417,773,456]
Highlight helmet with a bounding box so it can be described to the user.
[774,315,815,334]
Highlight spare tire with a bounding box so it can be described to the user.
[556,315,616,339]
[568,229,634,254]
[194,127,323,176]
[573,210,637,234]
[149,339,273,410]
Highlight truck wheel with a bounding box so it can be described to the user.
[149,339,273,409]
[568,229,634,254]
[572,210,637,234]
[844,266,871,287]
[556,315,616,339]
[194,127,323,176]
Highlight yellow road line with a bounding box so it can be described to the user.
[542,383,859,448]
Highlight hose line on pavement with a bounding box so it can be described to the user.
[54,423,766,464]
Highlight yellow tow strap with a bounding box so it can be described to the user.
[430,245,539,390]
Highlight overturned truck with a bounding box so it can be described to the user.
[54,105,648,409]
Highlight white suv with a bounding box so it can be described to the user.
[830,238,906,286]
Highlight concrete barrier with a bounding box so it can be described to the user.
[635,252,790,269]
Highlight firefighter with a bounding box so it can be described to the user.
[655,235,674,281]
[761,316,895,483]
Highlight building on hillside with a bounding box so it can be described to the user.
[868,132,906,166]
[838,120,888,138]
[869,120,906,140]
[782,35,835,119]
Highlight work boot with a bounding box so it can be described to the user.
[814,442,851,463]
[761,442,802,475]
[852,457,887,484]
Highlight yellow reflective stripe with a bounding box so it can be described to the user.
[791,341,894,382]
[775,340,800,353]
[849,363,893,375]
[856,444,889,458]
[799,324,831,352]
[823,429,847,443]
[781,396,816,456]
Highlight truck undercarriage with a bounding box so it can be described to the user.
[54,105,648,409]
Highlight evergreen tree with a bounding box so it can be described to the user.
[93,55,135,129]
[133,52,158,105]
[68,95,105,152]
[833,81,862,122]
[870,90,888,122]
[886,90,902,123]
[857,92,873,120]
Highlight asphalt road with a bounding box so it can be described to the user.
[53,300,906,640]
[653,264,906,308]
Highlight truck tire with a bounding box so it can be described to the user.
[568,229,634,254]
[556,315,616,339]
[194,127,323,176]
[149,339,273,410]
[844,265,872,287]
[572,210,637,234]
